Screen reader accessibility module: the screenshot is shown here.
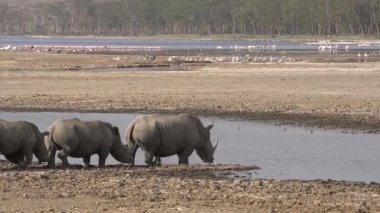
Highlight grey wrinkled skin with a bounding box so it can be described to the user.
[125,113,218,166]
[0,120,49,168]
[46,118,130,168]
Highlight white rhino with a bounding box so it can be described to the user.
[0,120,49,168]
[46,118,131,168]
[125,113,218,166]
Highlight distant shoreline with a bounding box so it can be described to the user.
[1,34,379,42]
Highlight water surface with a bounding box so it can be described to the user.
[0,112,379,182]
[1,36,379,53]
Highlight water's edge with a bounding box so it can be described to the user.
[0,111,379,183]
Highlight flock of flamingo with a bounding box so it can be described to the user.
[0,40,379,63]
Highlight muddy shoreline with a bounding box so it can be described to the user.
[1,160,380,212]
[1,106,378,134]
[0,52,379,133]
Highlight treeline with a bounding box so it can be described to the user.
[1,0,380,37]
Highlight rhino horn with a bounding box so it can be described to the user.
[213,138,218,154]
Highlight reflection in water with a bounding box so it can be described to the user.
[0,112,379,182]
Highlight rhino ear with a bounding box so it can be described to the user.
[206,124,214,131]
[113,127,120,136]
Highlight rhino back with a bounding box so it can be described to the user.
[132,114,200,157]
[0,121,39,155]
[51,119,114,157]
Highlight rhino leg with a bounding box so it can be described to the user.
[177,146,194,165]
[98,149,110,167]
[130,144,139,167]
[144,151,155,166]
[83,156,91,167]
[57,150,70,167]
[178,157,189,165]
[4,151,24,165]
[153,157,162,166]
[18,147,33,168]
[47,143,57,168]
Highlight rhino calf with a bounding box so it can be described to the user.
[0,120,49,168]
[125,113,218,166]
[46,118,131,168]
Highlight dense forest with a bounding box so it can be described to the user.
[1,0,380,37]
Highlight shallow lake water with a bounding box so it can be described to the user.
[1,112,379,183]
[1,35,380,53]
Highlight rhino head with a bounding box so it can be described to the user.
[195,124,218,163]
[110,127,132,164]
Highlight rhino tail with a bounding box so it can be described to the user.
[49,125,62,150]
[29,123,49,141]
[41,131,50,136]
[38,130,50,148]
[126,122,136,148]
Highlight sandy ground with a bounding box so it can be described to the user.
[0,161,379,213]
[0,52,379,132]
[0,52,380,212]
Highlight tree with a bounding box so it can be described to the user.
[0,0,380,37]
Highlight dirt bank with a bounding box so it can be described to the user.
[0,52,379,132]
[0,161,379,212]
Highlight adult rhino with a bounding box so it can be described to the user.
[125,113,218,166]
[46,118,131,168]
[0,120,49,167]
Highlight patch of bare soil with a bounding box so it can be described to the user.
[0,160,379,213]
[0,52,379,132]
